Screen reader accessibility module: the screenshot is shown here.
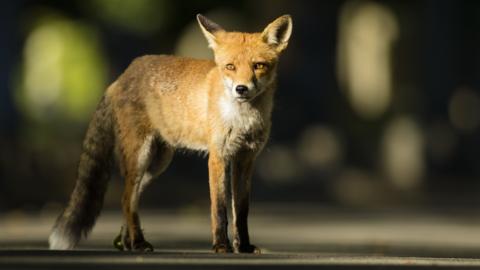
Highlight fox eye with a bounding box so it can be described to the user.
[225,64,235,71]
[254,63,267,70]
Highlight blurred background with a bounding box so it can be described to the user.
[1,0,480,215]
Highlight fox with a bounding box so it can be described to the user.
[49,14,292,253]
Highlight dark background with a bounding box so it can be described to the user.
[0,0,479,214]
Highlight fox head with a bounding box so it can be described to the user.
[197,14,292,102]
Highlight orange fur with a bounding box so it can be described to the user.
[50,14,292,254]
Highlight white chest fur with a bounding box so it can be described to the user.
[219,96,263,132]
[216,96,265,157]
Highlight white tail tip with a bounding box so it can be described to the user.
[49,229,76,250]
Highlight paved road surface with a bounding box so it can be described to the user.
[2,206,480,269]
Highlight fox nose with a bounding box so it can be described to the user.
[235,85,249,95]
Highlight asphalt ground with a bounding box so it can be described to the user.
[2,206,480,269]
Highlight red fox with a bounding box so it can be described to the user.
[49,14,292,253]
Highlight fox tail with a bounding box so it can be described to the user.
[49,96,114,249]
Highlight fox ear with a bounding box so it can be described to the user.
[262,15,293,52]
[197,14,224,49]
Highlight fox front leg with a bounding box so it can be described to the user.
[231,150,260,254]
[208,152,232,253]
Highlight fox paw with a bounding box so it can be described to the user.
[212,243,233,253]
[113,230,153,252]
[132,240,154,252]
[113,233,125,251]
[114,238,154,252]
[234,244,261,254]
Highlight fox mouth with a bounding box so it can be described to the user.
[234,89,259,103]
[236,96,251,102]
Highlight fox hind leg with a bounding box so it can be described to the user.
[116,133,153,251]
[116,134,173,252]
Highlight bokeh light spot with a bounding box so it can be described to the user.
[337,1,399,119]
[381,116,424,190]
[16,15,107,123]
[297,125,343,171]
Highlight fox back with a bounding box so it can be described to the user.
[107,14,292,157]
